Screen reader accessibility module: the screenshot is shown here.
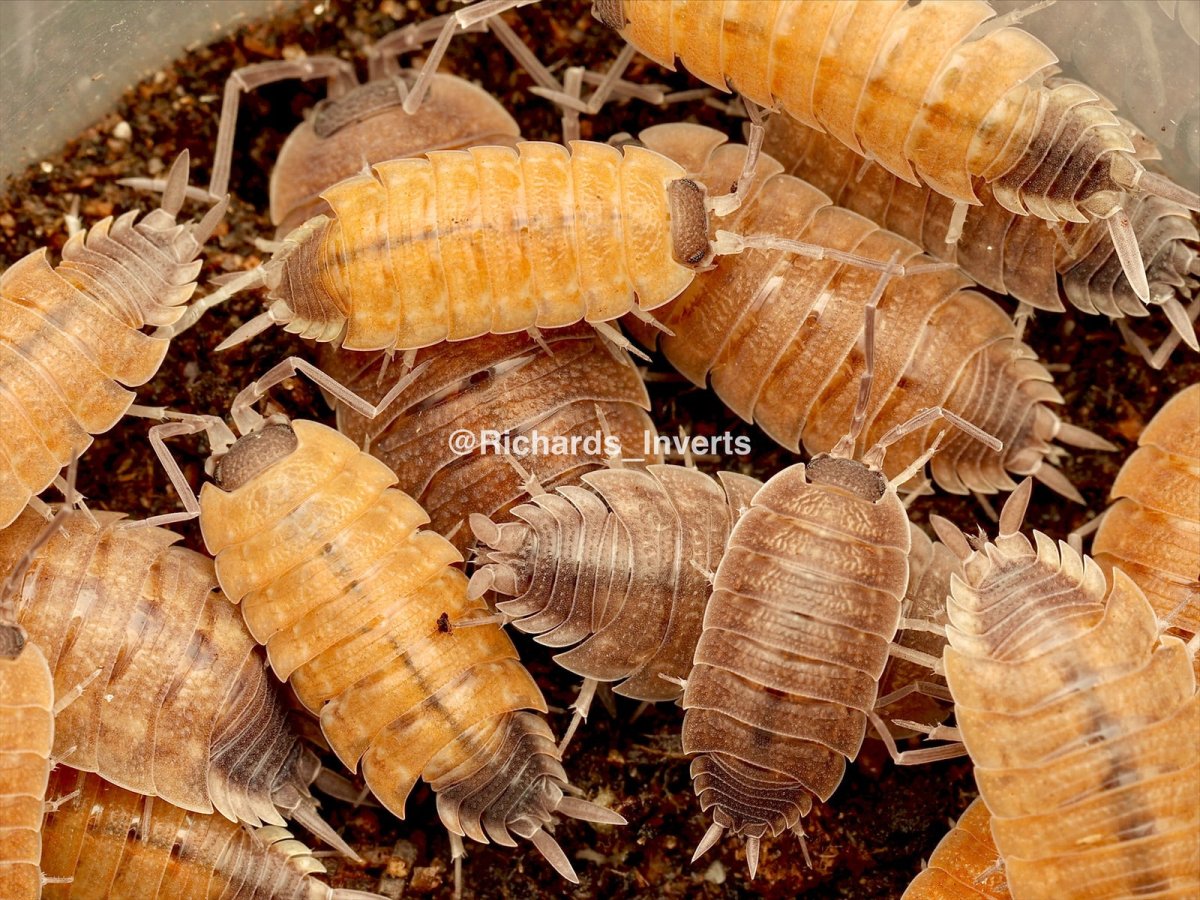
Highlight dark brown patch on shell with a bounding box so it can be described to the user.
[214,423,300,491]
[667,178,711,267]
[806,455,887,502]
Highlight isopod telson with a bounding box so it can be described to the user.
[0,152,225,528]
[934,480,1200,899]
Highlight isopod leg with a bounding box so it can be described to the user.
[558,677,599,754]
[366,13,490,81]
[133,416,235,528]
[449,830,466,899]
[866,710,968,766]
[0,453,79,615]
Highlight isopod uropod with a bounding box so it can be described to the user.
[0,152,225,528]
[934,480,1200,899]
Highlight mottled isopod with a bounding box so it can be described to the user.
[0,153,225,528]
[934,480,1200,899]
[1092,383,1200,674]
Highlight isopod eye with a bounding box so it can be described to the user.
[0,623,25,659]
[592,0,628,30]
[668,178,712,268]
[214,423,300,491]
[806,455,887,502]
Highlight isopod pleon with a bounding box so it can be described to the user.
[0,152,225,528]
[934,479,1200,899]
[902,798,1009,900]
[586,0,1200,301]
[147,361,625,887]
[0,629,53,900]
[761,110,1200,358]
[624,123,1107,501]
[1092,383,1200,674]
[39,768,380,899]
[319,325,662,551]
[0,510,351,857]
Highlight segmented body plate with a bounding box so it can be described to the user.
[944,519,1200,898]
[627,124,1073,498]
[319,325,661,551]
[201,420,573,848]
[902,798,1009,899]
[681,461,910,839]
[605,0,1138,220]
[0,511,316,828]
[40,768,338,899]
[1094,383,1200,671]
[270,140,696,351]
[0,642,53,900]
[473,464,762,701]
[763,113,1200,320]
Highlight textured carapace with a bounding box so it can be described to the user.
[470,464,762,701]
[681,455,917,866]
[232,138,710,352]
[936,480,1200,899]
[762,111,1200,340]
[39,768,379,900]
[0,152,224,528]
[319,325,662,552]
[269,71,520,234]
[0,510,332,839]
[902,798,1010,900]
[624,123,1100,501]
[200,418,618,880]
[596,0,1162,224]
[0,635,53,900]
[1093,383,1200,675]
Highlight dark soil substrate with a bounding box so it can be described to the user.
[1,1,1195,897]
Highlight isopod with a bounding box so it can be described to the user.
[148,361,625,888]
[0,628,54,899]
[1092,383,1200,674]
[678,321,1002,874]
[319,325,662,552]
[903,798,1009,900]
[0,151,225,529]
[582,0,1200,303]
[0,509,352,857]
[39,768,380,899]
[761,110,1200,358]
[933,479,1200,899]
[624,123,1108,501]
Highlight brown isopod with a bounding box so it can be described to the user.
[623,122,1109,502]
[146,361,625,889]
[933,479,1200,899]
[0,152,225,529]
[1092,383,1200,675]
[903,798,1010,900]
[0,509,353,858]
[319,324,662,553]
[761,109,1200,363]
[38,768,381,899]
[0,629,54,899]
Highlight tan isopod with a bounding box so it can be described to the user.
[0,510,352,857]
[933,479,1200,899]
[584,0,1200,302]
[623,122,1108,501]
[319,324,662,552]
[38,768,381,899]
[147,362,625,889]
[0,152,225,528]
[902,798,1010,900]
[1092,383,1200,675]
[0,627,54,899]
[761,110,1200,362]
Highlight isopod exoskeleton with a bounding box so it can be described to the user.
[319,324,662,552]
[0,629,53,900]
[902,798,1009,900]
[934,480,1200,899]
[624,123,1106,501]
[0,510,350,856]
[1093,383,1200,674]
[0,152,225,528]
[152,370,625,886]
[469,463,762,703]
[38,768,381,899]
[761,110,1200,357]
